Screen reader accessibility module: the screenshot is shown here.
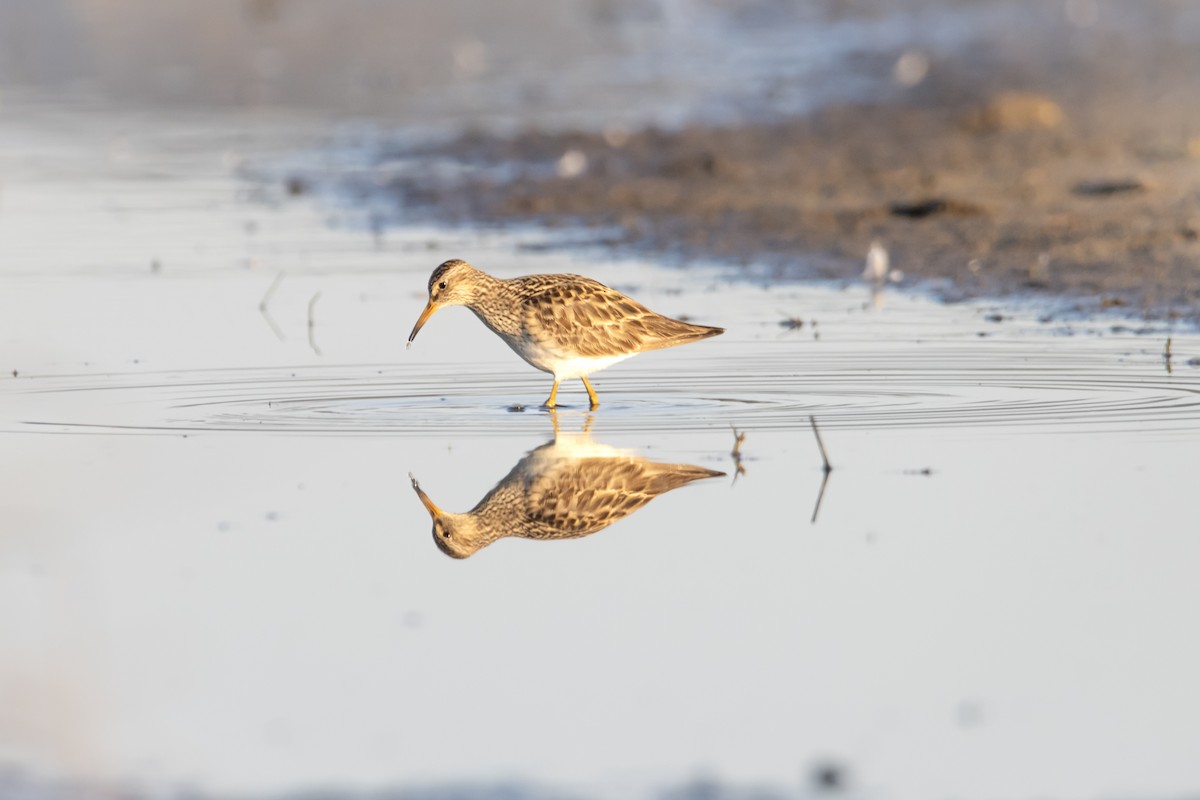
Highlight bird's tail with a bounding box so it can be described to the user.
[643,321,724,352]
[646,463,727,493]
[684,324,725,341]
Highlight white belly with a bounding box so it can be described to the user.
[506,337,634,380]
[545,352,634,380]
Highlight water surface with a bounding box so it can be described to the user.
[2,102,1200,800]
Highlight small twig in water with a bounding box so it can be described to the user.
[258,272,286,341]
[730,426,747,483]
[307,291,323,356]
[810,415,832,473]
[259,272,284,312]
[778,311,805,330]
[808,416,834,523]
[1164,337,1174,374]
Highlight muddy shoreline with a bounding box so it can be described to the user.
[383,99,1199,318]
[375,32,1200,319]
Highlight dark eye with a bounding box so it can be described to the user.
[438,281,447,290]
[442,529,451,538]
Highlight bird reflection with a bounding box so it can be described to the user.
[410,423,725,559]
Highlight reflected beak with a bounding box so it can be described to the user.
[409,473,443,518]
[408,300,439,343]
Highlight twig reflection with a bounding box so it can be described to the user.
[810,466,833,524]
[730,426,747,484]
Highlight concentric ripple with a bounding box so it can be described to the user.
[10,338,1200,437]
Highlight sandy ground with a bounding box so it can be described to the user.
[377,3,1200,318]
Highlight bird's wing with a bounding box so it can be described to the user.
[522,456,722,538]
[519,275,698,358]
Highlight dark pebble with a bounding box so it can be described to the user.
[811,761,847,792]
[1072,178,1145,197]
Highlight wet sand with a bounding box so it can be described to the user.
[377,6,1200,318]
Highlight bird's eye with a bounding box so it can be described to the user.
[438,281,447,290]
[441,529,451,538]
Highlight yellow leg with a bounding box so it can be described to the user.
[581,376,599,410]
[543,379,559,409]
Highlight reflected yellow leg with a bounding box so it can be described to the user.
[543,379,560,409]
[581,376,599,410]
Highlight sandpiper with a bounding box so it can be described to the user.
[407,259,724,408]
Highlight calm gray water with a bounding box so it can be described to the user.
[3,3,1200,798]
[2,101,1200,800]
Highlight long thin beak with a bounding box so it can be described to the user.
[408,300,438,343]
[409,472,443,518]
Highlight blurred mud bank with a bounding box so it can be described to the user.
[365,0,1200,318]
[391,97,1200,317]
[4,0,1200,315]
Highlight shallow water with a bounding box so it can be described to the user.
[19,333,1200,438]
[3,106,1200,800]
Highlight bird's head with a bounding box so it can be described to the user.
[409,473,486,559]
[408,259,484,343]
